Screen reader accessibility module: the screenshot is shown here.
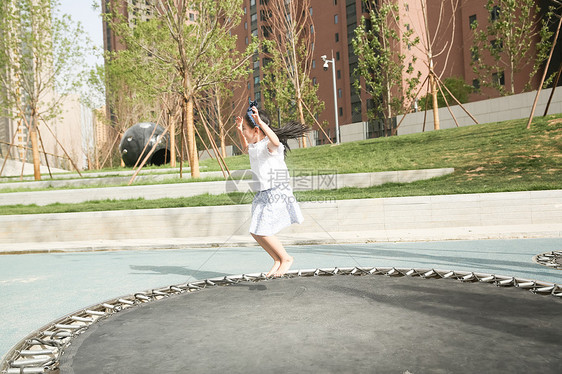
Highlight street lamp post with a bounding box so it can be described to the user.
[321,53,340,144]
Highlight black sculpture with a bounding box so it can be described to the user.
[119,122,170,167]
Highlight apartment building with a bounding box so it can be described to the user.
[233,0,553,143]
[101,1,555,146]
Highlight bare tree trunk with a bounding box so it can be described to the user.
[296,98,307,147]
[185,96,200,178]
[430,71,440,130]
[169,108,176,167]
[386,78,392,137]
[30,113,41,180]
[29,130,41,180]
[216,93,226,158]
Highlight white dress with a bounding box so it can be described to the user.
[248,137,304,236]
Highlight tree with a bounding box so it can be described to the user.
[0,0,90,179]
[196,83,238,159]
[471,0,554,95]
[352,0,421,136]
[261,0,324,145]
[418,76,472,110]
[395,0,467,131]
[105,0,251,177]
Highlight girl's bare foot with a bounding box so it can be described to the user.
[274,256,293,277]
[266,261,281,277]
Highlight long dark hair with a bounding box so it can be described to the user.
[245,108,310,154]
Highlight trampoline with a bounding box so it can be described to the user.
[2,267,561,374]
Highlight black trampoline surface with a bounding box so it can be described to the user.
[60,274,562,374]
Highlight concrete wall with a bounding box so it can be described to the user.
[1,190,559,244]
[396,87,562,135]
[340,122,366,143]
[297,87,562,144]
[0,168,454,206]
[199,145,234,161]
[0,158,68,177]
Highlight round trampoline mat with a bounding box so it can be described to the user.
[58,272,562,374]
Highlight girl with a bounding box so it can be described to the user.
[236,101,309,277]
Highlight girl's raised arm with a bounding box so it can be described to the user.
[235,116,248,153]
[250,107,280,153]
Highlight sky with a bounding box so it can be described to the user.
[58,0,104,66]
[57,0,105,106]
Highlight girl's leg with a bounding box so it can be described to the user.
[253,234,293,277]
[252,233,281,276]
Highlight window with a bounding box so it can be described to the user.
[253,59,259,69]
[251,13,257,22]
[244,22,247,29]
[189,13,195,21]
[335,14,338,24]
[338,89,342,98]
[361,0,370,13]
[491,39,503,52]
[251,0,256,6]
[472,79,480,91]
[309,7,313,16]
[260,9,271,21]
[313,77,317,85]
[339,107,343,117]
[334,0,337,5]
[312,60,316,68]
[471,47,479,61]
[335,33,339,42]
[255,91,261,100]
[245,36,248,45]
[405,25,411,50]
[491,6,500,22]
[311,25,314,34]
[336,51,340,61]
[254,76,260,85]
[492,71,505,86]
[337,70,341,79]
[469,14,477,29]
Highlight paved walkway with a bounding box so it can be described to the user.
[2,223,562,254]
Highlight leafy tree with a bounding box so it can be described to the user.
[260,0,324,145]
[418,77,472,110]
[352,0,421,136]
[105,0,252,177]
[470,0,554,95]
[0,0,91,179]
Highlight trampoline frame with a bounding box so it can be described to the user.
[533,251,562,270]
[1,266,561,374]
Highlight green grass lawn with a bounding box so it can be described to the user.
[1,114,560,215]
